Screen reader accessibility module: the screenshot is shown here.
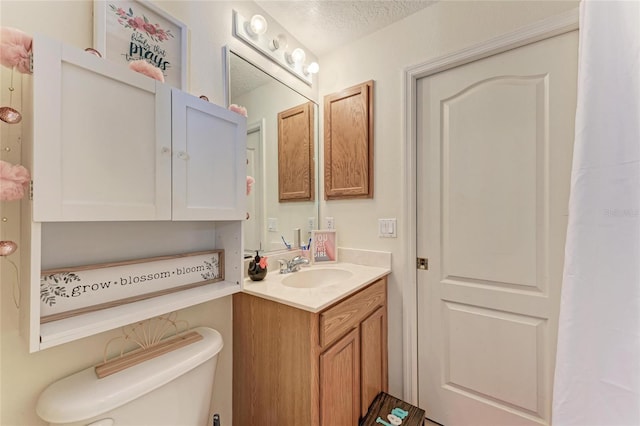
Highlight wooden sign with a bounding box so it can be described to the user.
[40,250,223,322]
[360,392,426,426]
[311,230,337,264]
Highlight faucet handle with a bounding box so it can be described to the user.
[278,259,289,274]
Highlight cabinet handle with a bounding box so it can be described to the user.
[177,151,190,160]
[161,147,171,154]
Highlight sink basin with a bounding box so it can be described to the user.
[281,268,353,288]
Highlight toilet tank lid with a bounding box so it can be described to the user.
[36,327,223,424]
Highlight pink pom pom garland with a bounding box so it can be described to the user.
[128,59,165,82]
[0,160,30,201]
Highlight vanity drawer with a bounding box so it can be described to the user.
[319,278,386,348]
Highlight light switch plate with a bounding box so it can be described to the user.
[268,217,278,232]
[378,218,397,238]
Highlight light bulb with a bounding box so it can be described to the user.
[286,48,306,65]
[246,14,267,36]
[291,48,306,64]
[305,62,319,75]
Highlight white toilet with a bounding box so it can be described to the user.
[36,327,224,426]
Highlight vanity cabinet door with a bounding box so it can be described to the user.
[171,89,247,220]
[360,306,388,416]
[32,35,172,221]
[320,328,361,426]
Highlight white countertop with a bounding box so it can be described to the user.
[242,262,391,313]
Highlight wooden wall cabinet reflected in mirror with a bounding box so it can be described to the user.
[278,101,316,202]
[324,80,374,200]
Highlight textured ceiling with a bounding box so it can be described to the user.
[255,0,435,56]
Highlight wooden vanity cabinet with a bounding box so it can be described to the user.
[233,277,388,426]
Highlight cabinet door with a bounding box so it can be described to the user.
[323,80,374,200]
[32,35,172,221]
[320,328,361,426]
[360,306,388,416]
[171,90,247,220]
[278,101,315,202]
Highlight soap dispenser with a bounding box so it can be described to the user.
[248,251,268,281]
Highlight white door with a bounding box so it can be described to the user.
[245,120,265,253]
[417,31,578,426]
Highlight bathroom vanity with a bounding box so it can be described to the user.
[233,262,390,426]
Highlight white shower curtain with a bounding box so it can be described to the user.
[552,1,640,425]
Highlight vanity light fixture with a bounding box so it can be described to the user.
[232,10,317,86]
[286,48,306,66]
[304,62,320,76]
[245,14,267,37]
[269,34,288,52]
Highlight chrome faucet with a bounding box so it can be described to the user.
[278,255,310,274]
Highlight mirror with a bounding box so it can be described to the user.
[228,51,319,256]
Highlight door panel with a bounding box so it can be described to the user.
[32,35,172,221]
[417,31,578,426]
[171,89,246,220]
[443,76,544,290]
[320,328,360,426]
[278,101,315,201]
[360,306,388,416]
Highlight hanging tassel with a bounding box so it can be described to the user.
[0,240,20,308]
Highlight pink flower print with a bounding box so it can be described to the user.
[109,4,175,43]
[143,23,157,35]
[134,17,145,29]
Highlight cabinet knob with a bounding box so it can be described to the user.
[161,147,171,154]
[177,151,190,160]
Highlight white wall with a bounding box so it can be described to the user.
[0,1,316,425]
[317,0,579,398]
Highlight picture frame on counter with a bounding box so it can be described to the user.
[311,230,337,264]
[93,0,187,89]
[40,250,224,323]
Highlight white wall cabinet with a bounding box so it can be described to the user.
[19,35,246,352]
[32,35,246,222]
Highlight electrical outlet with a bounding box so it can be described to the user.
[307,217,315,231]
[325,217,335,230]
[268,217,278,232]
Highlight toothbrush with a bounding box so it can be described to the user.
[281,235,291,250]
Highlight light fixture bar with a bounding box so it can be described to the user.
[232,10,313,86]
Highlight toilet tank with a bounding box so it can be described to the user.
[36,327,224,426]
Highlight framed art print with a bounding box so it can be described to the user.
[311,230,337,264]
[93,0,187,89]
